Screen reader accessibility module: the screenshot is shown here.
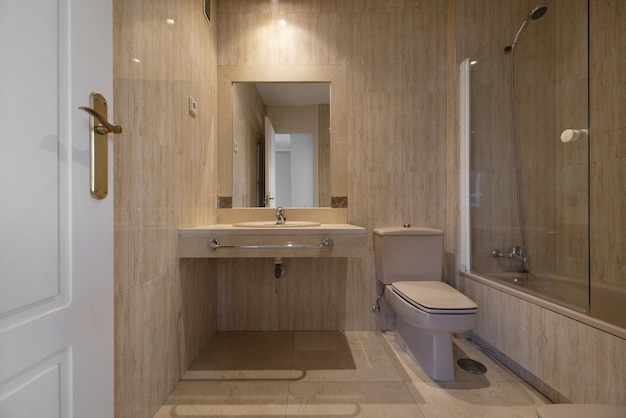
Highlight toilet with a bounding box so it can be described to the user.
[374,226,477,381]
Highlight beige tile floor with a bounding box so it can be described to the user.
[154,331,549,417]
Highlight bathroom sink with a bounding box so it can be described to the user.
[232,221,321,228]
[179,223,366,258]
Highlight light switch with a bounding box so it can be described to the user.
[188,96,197,117]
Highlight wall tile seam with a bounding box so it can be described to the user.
[114,269,181,297]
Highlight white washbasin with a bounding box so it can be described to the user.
[233,221,321,228]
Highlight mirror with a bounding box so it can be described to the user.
[217,65,348,210]
[231,82,330,207]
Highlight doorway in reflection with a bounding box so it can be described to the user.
[274,132,314,207]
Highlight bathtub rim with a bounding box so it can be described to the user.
[479,271,588,313]
[460,270,626,340]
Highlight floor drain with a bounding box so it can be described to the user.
[457,358,487,374]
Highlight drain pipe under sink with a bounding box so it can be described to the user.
[274,258,285,278]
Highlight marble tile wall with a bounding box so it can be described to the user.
[231,82,264,207]
[589,0,626,300]
[216,258,348,330]
[113,0,218,417]
[216,0,450,331]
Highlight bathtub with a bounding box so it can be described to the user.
[465,270,626,334]
[461,270,626,406]
[482,271,588,312]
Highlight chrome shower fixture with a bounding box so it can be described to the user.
[504,5,548,53]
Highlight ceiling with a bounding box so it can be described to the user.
[253,82,330,106]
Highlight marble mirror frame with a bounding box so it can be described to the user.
[217,65,348,209]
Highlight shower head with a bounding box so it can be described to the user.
[529,5,548,20]
[504,5,548,53]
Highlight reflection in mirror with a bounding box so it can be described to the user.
[231,82,330,208]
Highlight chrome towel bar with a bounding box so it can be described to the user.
[208,238,334,252]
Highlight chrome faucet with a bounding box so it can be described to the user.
[275,207,286,224]
[491,246,528,272]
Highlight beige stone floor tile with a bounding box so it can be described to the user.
[408,380,549,418]
[290,349,403,382]
[383,343,433,383]
[153,380,289,417]
[293,331,352,351]
[189,347,294,371]
[183,368,295,381]
[293,330,386,352]
[451,344,522,384]
[157,331,551,417]
[198,330,295,352]
[381,331,520,385]
[343,331,388,351]
[451,334,480,352]
[185,331,295,381]
[286,382,425,418]
[184,347,294,381]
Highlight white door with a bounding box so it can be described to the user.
[0,0,114,416]
[289,133,314,207]
[264,116,277,208]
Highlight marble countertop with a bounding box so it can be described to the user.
[179,223,366,236]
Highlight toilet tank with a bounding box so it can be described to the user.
[374,226,443,284]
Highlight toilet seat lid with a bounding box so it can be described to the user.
[392,281,477,314]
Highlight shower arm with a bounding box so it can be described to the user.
[505,5,548,53]
[509,19,530,51]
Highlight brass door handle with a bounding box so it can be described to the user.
[79,92,122,199]
[79,105,122,134]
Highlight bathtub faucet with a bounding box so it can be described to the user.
[491,246,527,272]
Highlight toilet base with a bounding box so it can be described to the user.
[396,317,456,381]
